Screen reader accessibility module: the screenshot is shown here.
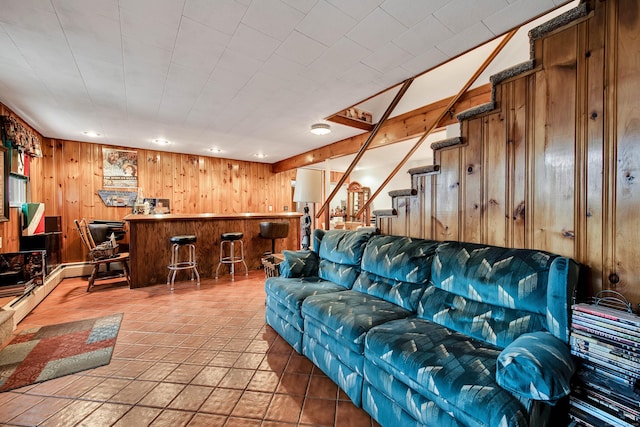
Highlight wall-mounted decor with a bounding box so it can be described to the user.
[1,115,42,158]
[0,145,8,222]
[21,203,45,235]
[97,189,137,207]
[102,148,138,188]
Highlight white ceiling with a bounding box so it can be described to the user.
[0,0,572,164]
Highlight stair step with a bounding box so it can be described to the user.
[529,3,589,44]
[388,189,417,197]
[457,3,589,123]
[372,209,397,217]
[408,164,440,176]
[430,137,464,151]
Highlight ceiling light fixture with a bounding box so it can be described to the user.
[209,147,222,153]
[254,153,267,159]
[310,123,331,135]
[83,131,101,137]
[153,138,170,144]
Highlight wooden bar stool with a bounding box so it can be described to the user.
[215,232,248,281]
[167,235,200,291]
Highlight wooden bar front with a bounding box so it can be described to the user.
[125,212,301,288]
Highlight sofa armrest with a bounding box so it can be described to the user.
[496,331,575,403]
[279,250,319,278]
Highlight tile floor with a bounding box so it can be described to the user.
[0,270,378,427]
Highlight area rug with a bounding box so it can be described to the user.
[0,313,123,392]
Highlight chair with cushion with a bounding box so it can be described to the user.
[74,218,130,292]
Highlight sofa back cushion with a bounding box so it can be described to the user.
[418,241,578,348]
[352,235,438,311]
[315,229,374,288]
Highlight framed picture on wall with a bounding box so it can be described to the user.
[0,145,9,222]
[102,148,138,188]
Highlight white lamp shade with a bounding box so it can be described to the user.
[293,168,323,203]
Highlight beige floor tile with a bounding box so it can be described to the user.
[0,273,373,427]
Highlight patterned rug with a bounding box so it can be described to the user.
[0,313,123,392]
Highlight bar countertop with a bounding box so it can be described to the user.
[124,212,302,288]
[124,211,302,221]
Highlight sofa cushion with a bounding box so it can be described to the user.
[278,250,319,278]
[352,235,438,311]
[301,290,413,354]
[317,229,374,288]
[265,276,346,313]
[421,241,565,348]
[364,317,527,427]
[418,284,547,349]
[360,235,437,283]
[496,331,575,401]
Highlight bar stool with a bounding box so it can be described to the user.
[215,232,248,281]
[167,235,200,291]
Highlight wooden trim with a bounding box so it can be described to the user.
[316,78,414,224]
[603,0,618,291]
[271,84,491,173]
[356,30,518,220]
[327,115,374,131]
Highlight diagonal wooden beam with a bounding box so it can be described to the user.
[271,84,491,174]
[316,77,414,227]
[354,28,519,221]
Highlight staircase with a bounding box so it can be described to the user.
[373,2,590,240]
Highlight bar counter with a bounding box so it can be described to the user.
[124,212,301,288]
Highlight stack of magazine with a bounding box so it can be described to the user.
[569,302,640,426]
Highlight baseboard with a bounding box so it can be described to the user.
[1,261,95,332]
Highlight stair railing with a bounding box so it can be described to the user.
[354,28,519,222]
[316,78,414,229]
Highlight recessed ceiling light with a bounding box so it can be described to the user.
[83,131,101,137]
[153,138,170,144]
[209,147,223,153]
[310,123,331,135]
[254,153,267,159]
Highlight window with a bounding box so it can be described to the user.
[9,174,28,208]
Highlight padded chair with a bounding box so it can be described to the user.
[74,218,131,292]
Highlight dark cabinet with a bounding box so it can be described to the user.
[19,232,62,274]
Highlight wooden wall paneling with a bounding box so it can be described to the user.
[218,159,230,213]
[248,162,258,212]
[509,77,530,249]
[531,28,578,257]
[582,5,606,297]
[391,197,409,236]
[411,174,425,239]
[612,0,640,307]
[62,140,84,262]
[173,154,186,214]
[209,158,222,213]
[579,0,611,300]
[485,111,508,248]
[185,155,200,213]
[433,147,461,241]
[408,183,423,239]
[198,157,211,212]
[145,150,163,199]
[162,152,175,211]
[232,161,242,213]
[83,143,98,219]
[576,7,606,299]
[461,117,484,244]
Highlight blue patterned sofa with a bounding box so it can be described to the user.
[265,229,375,353]
[265,232,580,427]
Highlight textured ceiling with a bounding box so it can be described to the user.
[0,0,571,164]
